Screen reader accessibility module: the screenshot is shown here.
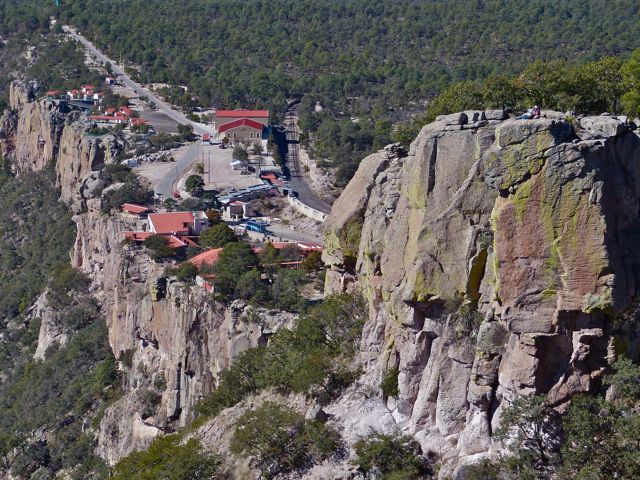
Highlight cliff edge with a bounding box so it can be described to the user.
[323,110,640,475]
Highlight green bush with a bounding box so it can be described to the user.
[353,432,434,479]
[113,436,222,480]
[380,367,399,398]
[231,402,340,474]
[143,234,175,260]
[199,223,237,248]
[184,174,204,196]
[166,262,198,282]
[213,242,259,294]
[195,293,367,419]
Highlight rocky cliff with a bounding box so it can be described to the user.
[0,81,118,207]
[323,110,640,475]
[0,81,299,465]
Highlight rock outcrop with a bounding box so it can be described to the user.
[0,81,118,208]
[323,110,640,476]
[1,81,298,464]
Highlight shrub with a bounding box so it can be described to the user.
[235,268,270,304]
[301,250,323,273]
[380,367,399,398]
[200,223,237,248]
[185,174,204,196]
[213,242,259,294]
[166,262,197,282]
[353,432,435,479]
[195,292,367,421]
[48,265,89,295]
[143,234,175,260]
[113,436,222,480]
[231,402,340,474]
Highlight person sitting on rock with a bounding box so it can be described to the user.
[518,107,534,119]
[519,106,541,120]
[531,105,541,118]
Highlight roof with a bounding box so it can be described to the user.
[122,203,149,215]
[89,115,120,122]
[215,109,269,118]
[123,231,186,248]
[149,212,195,234]
[46,90,62,95]
[218,118,265,133]
[130,117,149,125]
[188,248,223,269]
[298,242,323,251]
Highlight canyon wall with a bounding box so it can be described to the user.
[1,81,294,463]
[323,110,640,475]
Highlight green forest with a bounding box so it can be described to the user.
[52,0,640,184]
[3,1,640,184]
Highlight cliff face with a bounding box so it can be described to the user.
[1,81,297,464]
[324,111,640,474]
[0,81,117,207]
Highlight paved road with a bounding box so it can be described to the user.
[62,25,207,136]
[155,142,201,200]
[284,109,332,214]
[63,25,208,199]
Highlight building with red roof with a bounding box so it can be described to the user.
[124,231,187,249]
[122,203,151,216]
[130,117,149,127]
[214,109,269,142]
[148,211,209,235]
[188,248,223,269]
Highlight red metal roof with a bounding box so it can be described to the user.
[215,109,269,118]
[123,231,186,248]
[218,118,264,134]
[89,115,120,122]
[149,212,195,235]
[130,117,149,125]
[122,203,149,214]
[188,248,223,269]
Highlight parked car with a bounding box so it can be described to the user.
[172,191,181,199]
[218,144,227,149]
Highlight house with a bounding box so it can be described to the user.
[214,109,269,142]
[222,201,254,220]
[148,211,209,235]
[88,115,123,124]
[46,90,63,100]
[121,203,151,217]
[67,89,82,100]
[105,76,115,85]
[88,115,125,124]
[188,248,223,269]
[123,231,187,249]
[130,117,149,127]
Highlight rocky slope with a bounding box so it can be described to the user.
[1,80,297,465]
[323,110,640,476]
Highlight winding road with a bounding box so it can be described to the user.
[63,25,206,199]
[66,25,332,215]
